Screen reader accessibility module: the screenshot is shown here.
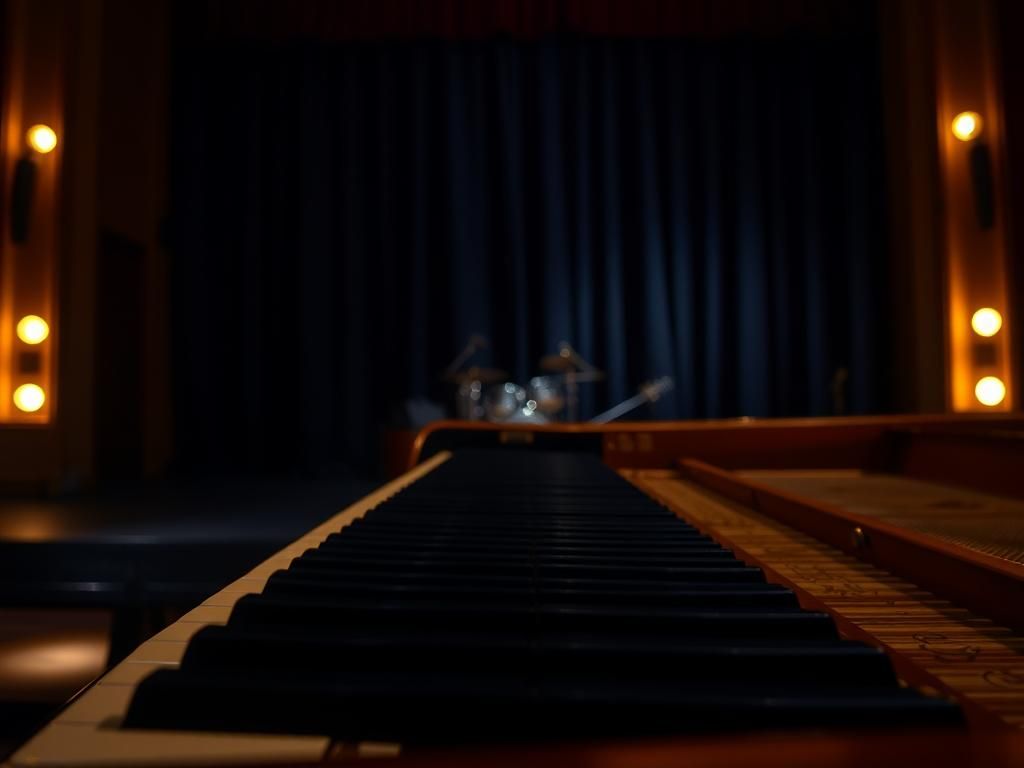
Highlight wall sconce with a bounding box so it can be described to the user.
[12,383,46,413]
[951,111,982,142]
[16,315,49,345]
[975,376,1006,407]
[10,124,58,244]
[970,307,1002,337]
[26,125,57,154]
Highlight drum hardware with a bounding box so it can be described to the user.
[590,376,674,424]
[444,338,606,423]
[445,367,508,385]
[442,334,489,381]
[503,398,550,424]
[526,376,566,416]
[483,382,527,422]
[540,341,604,422]
[454,379,483,421]
[443,335,508,422]
[448,370,509,421]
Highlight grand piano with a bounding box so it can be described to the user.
[8,414,1024,767]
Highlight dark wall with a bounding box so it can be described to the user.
[997,0,1024,408]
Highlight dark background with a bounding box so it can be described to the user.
[4,0,1024,485]
[170,36,885,473]
[164,0,890,475]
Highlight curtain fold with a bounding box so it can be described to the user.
[170,36,888,471]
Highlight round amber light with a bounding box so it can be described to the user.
[951,112,982,142]
[13,384,46,413]
[975,376,1006,407]
[26,124,58,154]
[16,315,49,345]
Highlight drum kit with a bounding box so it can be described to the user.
[445,339,606,424]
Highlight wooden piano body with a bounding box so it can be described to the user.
[8,414,1024,767]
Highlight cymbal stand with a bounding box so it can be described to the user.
[558,341,598,423]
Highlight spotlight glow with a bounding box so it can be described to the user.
[13,384,45,413]
[951,112,982,142]
[26,124,57,154]
[16,315,49,344]
[971,308,1002,337]
[975,376,1006,407]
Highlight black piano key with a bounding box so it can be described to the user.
[321,530,725,554]
[258,571,802,608]
[264,565,769,593]
[351,516,698,534]
[179,625,899,688]
[285,553,768,583]
[308,546,740,568]
[224,594,838,639]
[124,668,961,740]
[122,449,961,740]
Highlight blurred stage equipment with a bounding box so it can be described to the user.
[540,341,605,422]
[447,367,507,421]
[484,381,548,424]
[526,375,565,417]
[442,334,489,381]
[442,334,505,421]
[484,382,527,422]
[445,338,610,424]
[590,377,674,424]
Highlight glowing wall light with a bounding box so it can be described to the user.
[26,124,57,154]
[16,315,49,344]
[13,384,46,413]
[951,111,982,142]
[970,307,1003,337]
[975,376,1006,407]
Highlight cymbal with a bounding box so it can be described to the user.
[539,353,576,372]
[539,354,605,382]
[445,367,508,384]
[540,370,605,383]
[562,370,605,383]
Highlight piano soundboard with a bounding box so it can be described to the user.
[8,418,1024,767]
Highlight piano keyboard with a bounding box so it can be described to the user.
[9,450,961,766]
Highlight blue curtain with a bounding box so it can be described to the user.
[170,37,887,471]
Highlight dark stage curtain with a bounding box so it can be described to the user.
[170,36,887,472]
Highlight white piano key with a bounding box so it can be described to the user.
[7,452,452,767]
[100,661,178,686]
[10,723,329,767]
[55,684,135,725]
[177,605,232,624]
[201,589,252,609]
[150,621,206,643]
[124,641,189,665]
